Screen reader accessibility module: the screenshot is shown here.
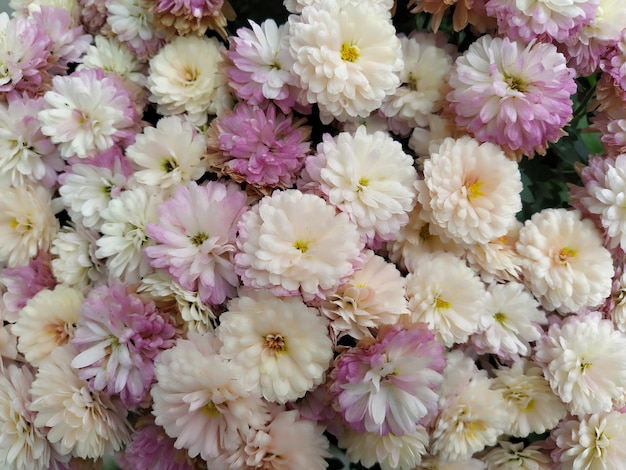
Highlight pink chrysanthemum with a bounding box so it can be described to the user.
[144,181,248,306]
[70,282,177,408]
[206,102,311,191]
[447,35,576,158]
[0,14,52,95]
[330,323,445,437]
[38,68,139,159]
[225,19,305,114]
[152,0,235,39]
[601,30,626,94]
[485,0,599,43]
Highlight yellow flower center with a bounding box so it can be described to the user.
[202,401,221,418]
[190,232,208,247]
[558,247,577,263]
[161,158,178,173]
[293,240,310,253]
[434,295,450,310]
[505,74,527,92]
[341,42,360,62]
[182,66,198,83]
[493,312,506,324]
[264,333,287,354]
[466,180,484,199]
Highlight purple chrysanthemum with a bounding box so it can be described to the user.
[70,282,177,408]
[207,102,311,190]
[144,180,248,306]
[330,323,445,437]
[225,19,305,114]
[447,35,576,158]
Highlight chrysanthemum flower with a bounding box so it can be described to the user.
[50,224,104,290]
[152,0,235,39]
[482,441,552,470]
[431,365,508,461]
[381,31,455,133]
[408,0,490,33]
[552,412,626,469]
[331,323,445,436]
[126,116,208,189]
[0,14,51,95]
[95,185,161,283]
[339,426,429,470]
[492,360,566,438]
[225,19,302,114]
[447,35,576,157]
[30,345,131,459]
[321,250,409,340]
[58,149,132,229]
[471,281,546,360]
[218,289,333,404]
[38,68,139,159]
[0,251,56,317]
[535,312,626,416]
[485,0,598,43]
[206,102,311,191]
[147,34,228,124]
[416,456,486,470]
[417,135,522,246]
[0,364,68,470]
[221,407,330,470]
[0,93,61,189]
[151,332,268,461]
[12,285,83,366]
[235,189,363,299]
[145,181,247,305]
[106,0,165,61]
[405,252,486,347]
[303,126,417,242]
[0,185,58,268]
[288,0,403,123]
[516,208,613,314]
[578,153,626,251]
[70,282,176,408]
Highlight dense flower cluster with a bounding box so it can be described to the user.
[0,0,624,469]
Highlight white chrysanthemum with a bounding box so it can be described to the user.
[471,281,546,360]
[553,412,626,469]
[483,441,552,470]
[0,185,58,268]
[418,135,523,245]
[339,426,429,470]
[284,0,394,14]
[386,201,460,272]
[611,270,626,332]
[305,126,417,241]
[12,285,83,366]
[139,271,217,333]
[408,113,456,159]
[151,332,268,461]
[59,161,130,229]
[30,345,130,459]
[95,185,160,283]
[463,221,523,283]
[0,365,66,470]
[321,250,408,339]
[50,225,104,290]
[516,208,613,314]
[416,456,486,469]
[405,252,486,347]
[218,290,333,404]
[576,0,626,44]
[235,189,363,299]
[581,153,626,251]
[106,0,162,58]
[492,360,566,438]
[147,35,226,124]
[288,0,402,123]
[432,372,508,461]
[77,35,146,89]
[381,31,455,129]
[535,313,626,416]
[126,116,208,189]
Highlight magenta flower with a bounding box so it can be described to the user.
[70,282,176,408]
[144,181,248,305]
[330,324,446,436]
[207,102,311,190]
[447,35,576,157]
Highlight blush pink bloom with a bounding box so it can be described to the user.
[330,323,445,437]
[145,181,248,306]
[447,35,576,158]
[70,282,177,408]
[206,102,311,191]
